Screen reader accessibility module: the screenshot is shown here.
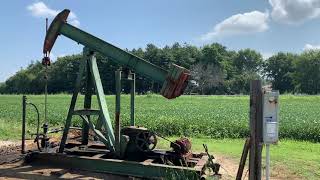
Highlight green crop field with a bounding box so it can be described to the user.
[0,94,320,179]
[0,94,319,141]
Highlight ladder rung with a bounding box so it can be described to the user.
[73,109,100,115]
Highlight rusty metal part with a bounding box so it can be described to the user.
[170,137,192,154]
[121,126,158,153]
[161,64,190,99]
[43,9,70,54]
[135,131,157,152]
[203,144,221,175]
[41,56,51,66]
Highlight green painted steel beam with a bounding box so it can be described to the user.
[28,152,204,179]
[82,48,93,145]
[79,115,110,147]
[43,9,190,99]
[88,54,115,150]
[60,23,167,83]
[59,54,86,153]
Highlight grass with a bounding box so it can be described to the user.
[158,138,320,179]
[0,94,319,179]
[0,94,319,141]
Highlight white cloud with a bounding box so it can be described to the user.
[304,43,320,51]
[69,19,80,27]
[200,11,269,41]
[27,1,80,27]
[269,0,320,24]
[27,2,58,17]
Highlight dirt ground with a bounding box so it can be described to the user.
[0,140,299,180]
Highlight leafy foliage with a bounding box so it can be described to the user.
[0,42,262,95]
[292,50,320,94]
[264,52,296,93]
[1,42,320,94]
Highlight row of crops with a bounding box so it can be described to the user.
[0,94,319,142]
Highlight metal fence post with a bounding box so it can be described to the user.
[130,73,135,126]
[115,69,121,156]
[22,95,27,154]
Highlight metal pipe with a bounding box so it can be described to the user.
[21,95,27,154]
[44,18,49,125]
[115,69,121,156]
[28,102,41,151]
[44,68,48,123]
[266,144,270,180]
[130,73,135,126]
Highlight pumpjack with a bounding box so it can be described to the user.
[23,9,221,179]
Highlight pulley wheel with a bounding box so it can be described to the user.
[135,131,157,152]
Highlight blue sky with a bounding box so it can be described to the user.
[1,0,320,82]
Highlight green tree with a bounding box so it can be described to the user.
[199,43,228,66]
[292,50,320,94]
[264,52,296,93]
[233,49,263,73]
[225,49,263,94]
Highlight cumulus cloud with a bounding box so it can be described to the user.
[304,43,320,51]
[27,1,80,27]
[27,1,58,17]
[269,0,320,24]
[200,11,269,41]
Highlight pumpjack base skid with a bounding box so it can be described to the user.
[25,142,220,180]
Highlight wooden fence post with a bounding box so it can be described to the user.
[249,80,263,180]
[236,137,251,180]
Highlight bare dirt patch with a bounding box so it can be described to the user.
[214,153,302,180]
[0,140,26,165]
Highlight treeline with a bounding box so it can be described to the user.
[1,42,320,95]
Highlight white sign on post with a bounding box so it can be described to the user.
[262,90,279,180]
[263,90,279,144]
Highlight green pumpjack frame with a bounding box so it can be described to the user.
[59,47,115,152]
[43,9,190,154]
[25,9,220,180]
[27,152,212,179]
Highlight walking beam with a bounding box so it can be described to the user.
[43,9,190,99]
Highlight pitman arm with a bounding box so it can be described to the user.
[43,9,190,99]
